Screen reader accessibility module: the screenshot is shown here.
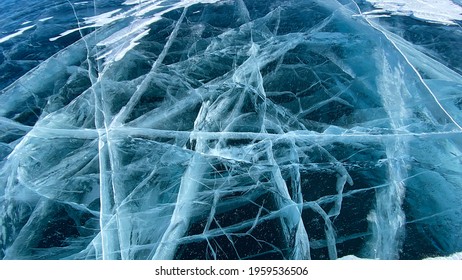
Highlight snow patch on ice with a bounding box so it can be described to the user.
[95,0,222,64]
[49,9,123,42]
[366,0,462,25]
[0,25,36,44]
[83,9,123,26]
[38,17,53,22]
[49,0,222,59]
[49,26,90,41]
[97,27,151,62]
[123,0,153,5]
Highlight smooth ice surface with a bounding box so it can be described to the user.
[1,0,462,260]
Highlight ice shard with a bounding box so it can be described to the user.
[1,0,462,260]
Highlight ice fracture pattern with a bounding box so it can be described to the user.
[1,0,462,260]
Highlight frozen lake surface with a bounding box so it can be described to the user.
[1,0,462,260]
